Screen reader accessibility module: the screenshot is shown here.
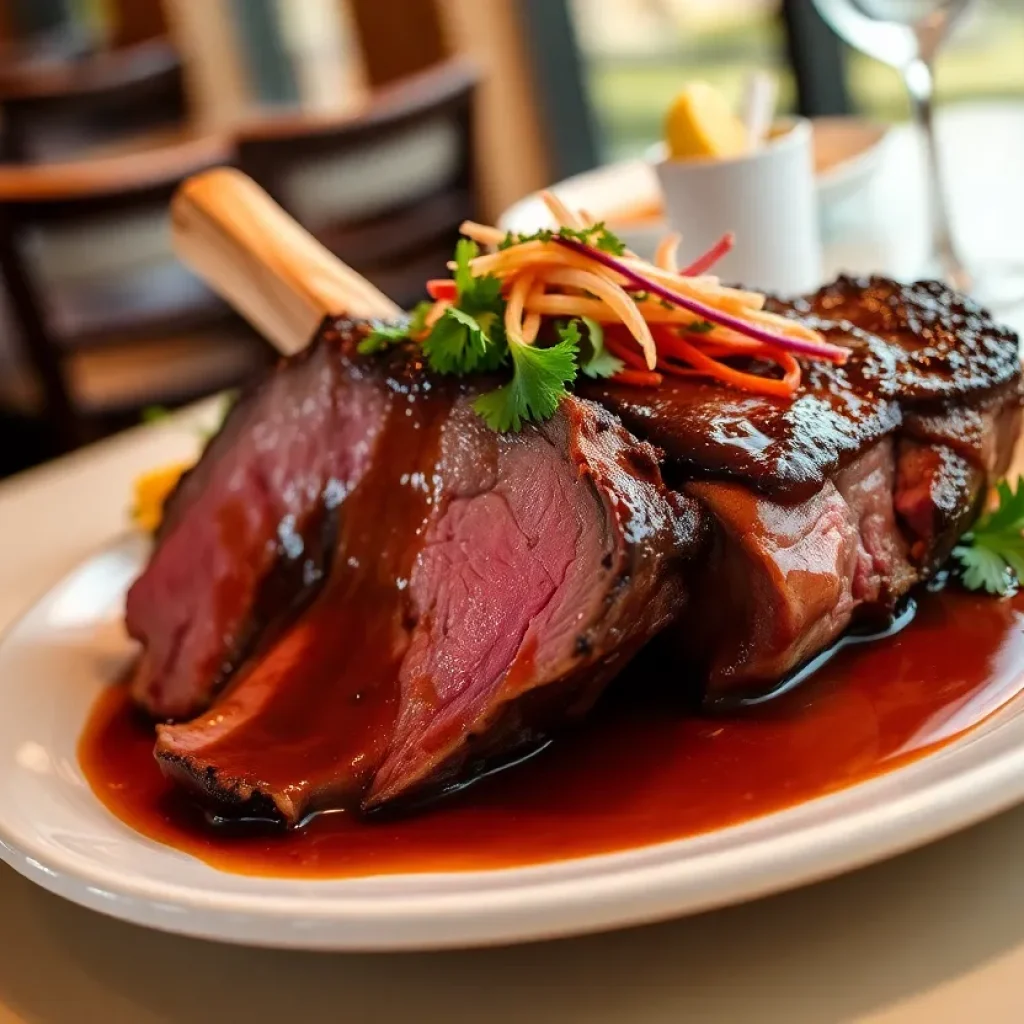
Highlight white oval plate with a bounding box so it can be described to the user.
[2,535,1024,952]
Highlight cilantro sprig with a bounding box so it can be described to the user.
[578,317,624,380]
[498,222,627,256]
[473,322,579,432]
[357,230,627,433]
[954,477,1024,596]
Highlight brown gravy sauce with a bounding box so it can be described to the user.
[80,588,1024,878]
[166,379,453,814]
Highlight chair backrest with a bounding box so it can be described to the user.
[236,59,479,310]
[0,38,188,163]
[0,135,241,449]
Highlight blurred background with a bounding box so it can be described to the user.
[573,0,1024,160]
[0,0,1020,478]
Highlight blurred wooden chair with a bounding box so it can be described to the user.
[0,37,188,164]
[0,134,269,452]
[236,59,479,310]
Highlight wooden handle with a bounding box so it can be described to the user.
[171,167,403,355]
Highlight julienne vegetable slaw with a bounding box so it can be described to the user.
[411,191,845,407]
[135,192,852,528]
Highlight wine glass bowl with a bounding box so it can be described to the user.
[812,1,969,66]
[811,0,1024,309]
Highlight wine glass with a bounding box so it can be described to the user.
[811,0,1024,309]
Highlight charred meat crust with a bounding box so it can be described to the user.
[585,277,1022,502]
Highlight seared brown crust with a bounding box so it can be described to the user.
[787,276,1021,401]
[585,277,1021,501]
[585,277,1021,697]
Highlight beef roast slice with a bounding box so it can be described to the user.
[585,278,1020,503]
[156,371,697,822]
[364,399,695,808]
[681,440,916,693]
[584,277,1021,696]
[126,321,387,720]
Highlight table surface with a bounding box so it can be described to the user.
[3,103,1024,1024]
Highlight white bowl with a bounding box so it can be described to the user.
[499,117,890,262]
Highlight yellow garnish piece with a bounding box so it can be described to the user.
[131,461,192,533]
[665,81,748,161]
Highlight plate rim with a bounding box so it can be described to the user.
[2,537,1024,951]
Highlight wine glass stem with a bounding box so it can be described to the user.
[903,57,971,292]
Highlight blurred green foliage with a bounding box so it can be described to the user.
[581,4,1024,161]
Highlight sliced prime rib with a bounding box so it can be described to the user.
[585,277,1021,696]
[149,323,696,822]
[132,276,1021,818]
[125,338,389,720]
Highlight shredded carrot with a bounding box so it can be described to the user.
[605,331,651,371]
[466,244,610,279]
[654,327,799,398]
[542,266,657,369]
[427,279,457,301]
[774,350,802,391]
[745,308,825,343]
[618,260,765,312]
[424,299,451,330]
[424,191,836,400]
[504,272,536,345]
[540,190,584,229]
[464,245,731,306]
[681,232,735,276]
[613,369,663,387]
[521,281,546,344]
[655,232,681,273]
[459,220,506,247]
[521,312,541,344]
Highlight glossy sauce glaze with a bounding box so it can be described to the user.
[156,369,455,822]
[80,587,1024,878]
[587,277,1021,501]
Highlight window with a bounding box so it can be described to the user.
[847,0,1024,119]
[546,0,1024,170]
[568,0,791,162]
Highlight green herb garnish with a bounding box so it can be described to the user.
[473,321,579,432]
[141,405,171,424]
[687,320,716,335]
[424,306,506,374]
[421,240,507,373]
[578,317,624,380]
[359,322,412,354]
[499,221,626,256]
[359,237,603,433]
[359,301,433,354]
[954,477,1024,596]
